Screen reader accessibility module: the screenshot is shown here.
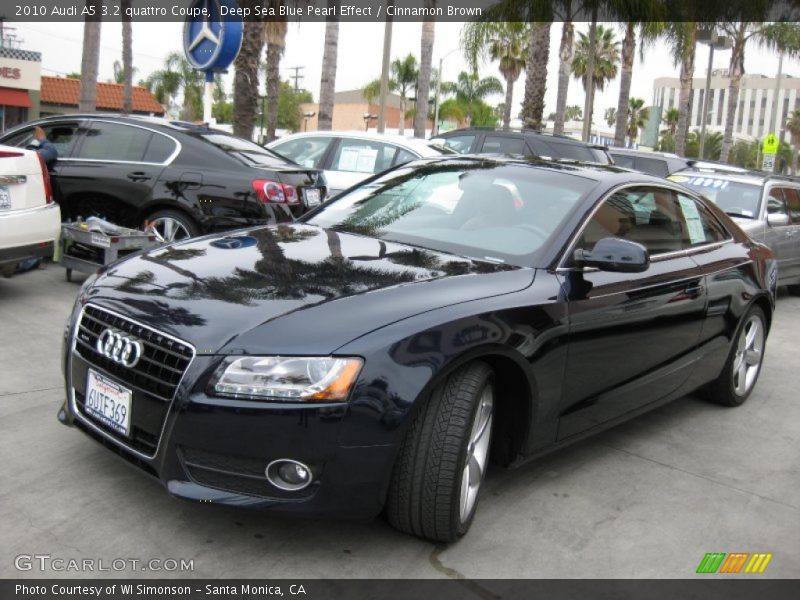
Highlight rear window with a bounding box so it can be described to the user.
[546,141,597,162]
[201,133,291,168]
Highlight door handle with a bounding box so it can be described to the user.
[684,283,704,297]
[127,171,151,182]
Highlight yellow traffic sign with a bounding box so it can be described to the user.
[763,133,779,155]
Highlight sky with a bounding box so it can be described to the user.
[10,20,800,124]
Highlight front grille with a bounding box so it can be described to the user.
[72,304,194,456]
[75,305,193,401]
[180,446,317,500]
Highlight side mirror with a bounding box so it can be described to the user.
[574,237,650,273]
[767,212,790,227]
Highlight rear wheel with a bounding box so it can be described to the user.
[386,361,494,542]
[703,306,767,407]
[145,210,199,243]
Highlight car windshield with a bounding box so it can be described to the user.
[201,133,291,168]
[305,160,597,267]
[670,174,762,218]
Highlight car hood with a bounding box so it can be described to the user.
[83,224,535,355]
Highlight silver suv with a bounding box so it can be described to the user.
[670,165,800,294]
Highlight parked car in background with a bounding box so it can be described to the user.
[0,116,326,243]
[61,156,775,542]
[608,148,692,177]
[669,165,800,294]
[431,127,613,164]
[267,131,451,197]
[0,144,61,277]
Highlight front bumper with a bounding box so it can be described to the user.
[60,305,397,519]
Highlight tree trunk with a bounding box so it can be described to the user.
[553,21,574,135]
[614,22,635,147]
[317,4,339,131]
[520,22,550,130]
[398,97,406,135]
[79,2,102,112]
[720,25,746,164]
[675,26,696,157]
[503,77,514,128]
[265,42,282,142]
[121,0,133,114]
[233,11,264,140]
[414,10,435,138]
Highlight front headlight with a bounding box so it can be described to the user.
[212,356,363,402]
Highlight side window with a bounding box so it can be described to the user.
[442,134,475,154]
[481,135,527,155]
[142,133,177,163]
[75,122,152,162]
[392,148,417,167]
[547,141,595,162]
[782,187,800,223]
[330,139,395,174]
[271,137,331,168]
[2,122,81,157]
[767,187,790,218]
[676,193,729,245]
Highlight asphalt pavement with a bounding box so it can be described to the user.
[1,265,799,579]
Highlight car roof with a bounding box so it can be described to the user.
[673,164,800,186]
[436,127,597,146]
[20,113,223,134]
[270,130,445,156]
[608,148,685,160]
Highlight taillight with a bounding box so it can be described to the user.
[36,152,53,204]
[251,179,299,204]
[0,150,24,158]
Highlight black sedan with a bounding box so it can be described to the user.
[0,115,326,242]
[59,157,776,542]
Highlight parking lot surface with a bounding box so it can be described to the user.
[1,265,799,579]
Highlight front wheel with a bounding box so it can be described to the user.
[703,305,767,407]
[386,361,494,542]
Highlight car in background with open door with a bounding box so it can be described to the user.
[0,144,61,277]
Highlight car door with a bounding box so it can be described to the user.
[322,138,402,196]
[557,185,707,439]
[57,120,166,225]
[762,185,795,286]
[779,186,800,284]
[0,119,84,205]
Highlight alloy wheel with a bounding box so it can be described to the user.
[732,315,764,396]
[459,385,494,524]
[151,217,191,243]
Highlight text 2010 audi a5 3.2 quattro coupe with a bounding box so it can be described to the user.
[59,156,777,542]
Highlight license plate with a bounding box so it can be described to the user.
[0,186,9,209]
[84,370,132,437]
[303,188,321,207]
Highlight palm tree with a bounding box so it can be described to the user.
[264,2,289,142]
[661,107,680,136]
[626,97,650,144]
[564,105,583,121]
[462,22,529,128]
[121,0,133,114]
[317,2,339,131]
[719,21,800,162]
[786,109,800,174]
[390,54,419,135]
[686,129,723,160]
[414,3,436,138]
[571,24,620,122]
[552,0,580,135]
[604,107,616,127]
[520,21,550,129]
[660,22,696,157]
[442,72,503,126]
[78,1,102,111]
[233,3,265,139]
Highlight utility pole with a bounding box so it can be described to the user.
[288,66,304,93]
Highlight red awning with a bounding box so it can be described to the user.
[0,88,32,108]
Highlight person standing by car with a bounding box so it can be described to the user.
[26,126,58,167]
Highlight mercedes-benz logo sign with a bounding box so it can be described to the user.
[96,329,143,368]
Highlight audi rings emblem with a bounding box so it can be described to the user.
[96,329,143,368]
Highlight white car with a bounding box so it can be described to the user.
[0,144,61,276]
[267,131,451,197]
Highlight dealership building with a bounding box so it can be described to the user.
[654,71,800,141]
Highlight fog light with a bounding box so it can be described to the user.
[266,459,313,491]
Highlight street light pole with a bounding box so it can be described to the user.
[770,51,784,172]
[377,14,393,134]
[698,44,714,159]
[432,48,458,137]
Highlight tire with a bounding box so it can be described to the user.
[145,210,199,243]
[386,361,494,542]
[703,305,767,407]
[787,284,800,296]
